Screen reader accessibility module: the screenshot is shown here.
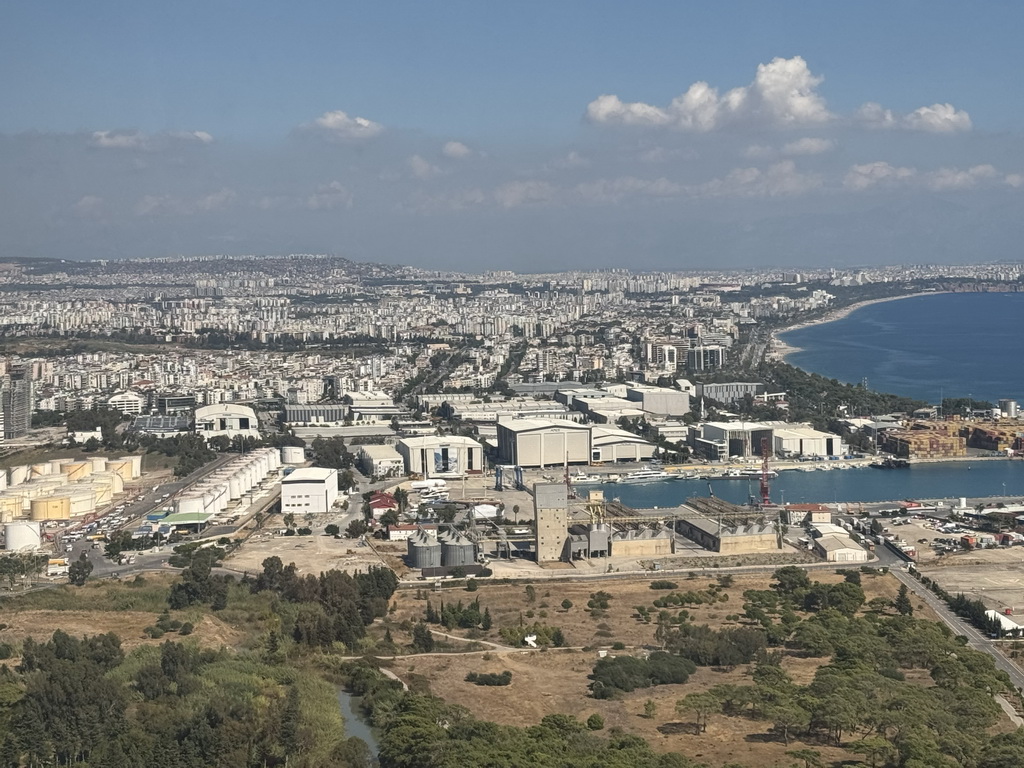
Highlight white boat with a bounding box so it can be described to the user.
[617,468,673,484]
[570,471,604,485]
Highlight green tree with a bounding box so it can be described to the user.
[561,598,573,611]
[68,552,93,586]
[786,748,823,768]
[677,692,720,734]
[412,622,435,653]
[643,699,657,719]
[586,713,604,731]
[895,583,914,615]
[849,737,895,768]
[325,524,340,537]
[283,512,296,530]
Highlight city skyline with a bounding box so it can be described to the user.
[3,2,1023,269]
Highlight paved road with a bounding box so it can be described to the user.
[889,566,1024,693]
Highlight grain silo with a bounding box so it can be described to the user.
[266,448,281,471]
[31,495,71,521]
[8,465,29,487]
[440,531,477,567]
[407,529,442,569]
[227,473,243,500]
[176,494,206,517]
[4,521,41,551]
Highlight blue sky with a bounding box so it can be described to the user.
[2,1,1023,269]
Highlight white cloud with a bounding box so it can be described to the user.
[553,150,591,169]
[586,56,832,131]
[306,181,353,210]
[305,110,384,141]
[91,131,148,149]
[72,195,104,217]
[91,129,215,150]
[843,161,917,190]
[697,160,822,198]
[134,188,235,216]
[744,144,775,159]
[782,137,834,156]
[925,164,997,191]
[856,101,971,133]
[442,141,473,159]
[493,180,557,208]
[409,154,441,179]
[1005,174,1024,188]
[574,176,681,204]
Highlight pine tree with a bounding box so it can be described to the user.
[894,584,913,615]
[481,608,492,631]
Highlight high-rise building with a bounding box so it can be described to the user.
[2,367,33,439]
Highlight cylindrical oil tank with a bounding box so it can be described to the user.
[31,495,71,521]
[88,456,108,473]
[0,496,22,521]
[8,465,28,487]
[0,473,7,492]
[407,531,442,569]
[30,463,53,479]
[107,459,133,481]
[68,489,96,518]
[176,495,205,517]
[64,462,91,482]
[89,483,113,505]
[4,521,41,550]
[266,449,281,470]
[441,534,477,568]
[90,471,125,495]
[48,459,65,474]
[121,455,142,479]
[37,474,69,488]
[227,474,243,500]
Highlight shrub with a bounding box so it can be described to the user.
[650,580,679,590]
[586,714,605,730]
[178,622,194,636]
[465,670,513,686]
[297,527,313,536]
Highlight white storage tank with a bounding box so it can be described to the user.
[64,462,92,482]
[4,521,41,551]
[89,483,113,505]
[30,463,53,479]
[36,476,68,490]
[121,455,142,479]
[267,448,282,470]
[228,474,243,500]
[0,496,17,522]
[88,456,108,473]
[8,465,29,487]
[176,495,205,517]
[31,495,71,521]
[68,489,97,518]
[48,459,66,475]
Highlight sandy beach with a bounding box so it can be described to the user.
[770,290,952,363]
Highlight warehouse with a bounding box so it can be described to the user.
[194,403,260,440]
[358,444,404,478]
[496,419,591,468]
[398,435,484,477]
[590,426,656,463]
[809,522,868,563]
[282,403,349,426]
[281,467,338,516]
[772,426,844,458]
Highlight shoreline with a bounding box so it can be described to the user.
[770,290,952,364]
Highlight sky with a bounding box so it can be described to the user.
[2,1,1023,271]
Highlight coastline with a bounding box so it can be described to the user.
[770,290,952,363]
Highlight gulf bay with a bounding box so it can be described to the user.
[779,292,1024,405]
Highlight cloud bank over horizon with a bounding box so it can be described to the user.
[1,55,1020,271]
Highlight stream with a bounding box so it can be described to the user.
[336,687,381,761]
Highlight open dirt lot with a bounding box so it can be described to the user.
[224,531,404,577]
[920,548,1024,613]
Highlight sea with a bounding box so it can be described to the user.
[640,291,1024,505]
[779,291,1024,404]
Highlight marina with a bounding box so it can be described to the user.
[602,458,1024,508]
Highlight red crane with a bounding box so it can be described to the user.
[759,436,772,506]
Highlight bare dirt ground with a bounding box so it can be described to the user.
[223,532,400,577]
[920,547,1024,613]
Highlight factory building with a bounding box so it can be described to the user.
[398,435,484,477]
[358,444,404,478]
[675,498,780,554]
[281,467,338,516]
[809,523,868,563]
[624,384,690,417]
[282,403,349,426]
[194,403,260,441]
[590,426,657,463]
[496,419,591,468]
[534,482,569,563]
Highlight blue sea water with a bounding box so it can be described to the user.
[607,461,1024,508]
[779,292,1024,404]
